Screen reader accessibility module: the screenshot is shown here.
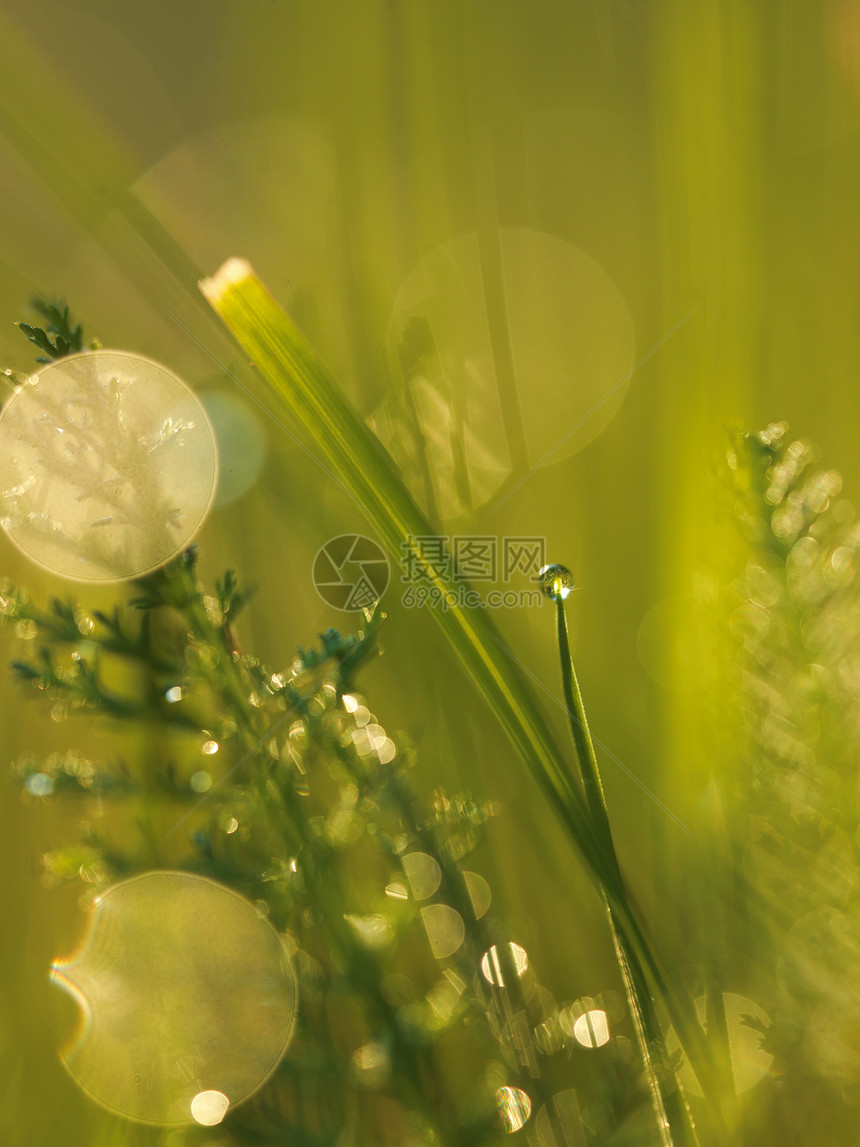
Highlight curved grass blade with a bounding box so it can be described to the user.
[200,258,719,1140]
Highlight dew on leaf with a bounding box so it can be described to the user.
[539,564,574,601]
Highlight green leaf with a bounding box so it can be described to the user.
[16,299,86,362]
[16,322,56,358]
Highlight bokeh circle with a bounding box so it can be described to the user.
[0,351,218,581]
[51,870,299,1125]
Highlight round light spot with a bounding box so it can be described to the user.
[350,1040,391,1089]
[50,871,298,1124]
[402,851,442,900]
[200,391,266,507]
[572,1009,610,1048]
[0,351,218,582]
[481,942,529,988]
[190,1090,229,1126]
[420,904,465,959]
[497,1086,532,1133]
[345,914,393,950]
[374,229,635,521]
[667,992,772,1097]
[25,772,54,796]
[464,871,491,919]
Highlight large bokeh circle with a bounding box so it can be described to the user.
[0,350,218,581]
[51,871,299,1125]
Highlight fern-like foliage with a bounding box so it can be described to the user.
[0,298,675,1146]
[728,423,860,1142]
[16,298,88,362]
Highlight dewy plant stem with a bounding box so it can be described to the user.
[200,258,719,1138]
[554,593,700,1147]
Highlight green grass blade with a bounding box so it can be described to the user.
[199,258,718,1134]
[200,259,603,875]
[554,593,701,1146]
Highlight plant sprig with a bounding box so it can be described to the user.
[16,298,87,362]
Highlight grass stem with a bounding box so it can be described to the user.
[200,258,720,1138]
[554,593,699,1147]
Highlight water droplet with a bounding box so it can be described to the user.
[190,770,212,793]
[497,1086,532,1133]
[50,871,297,1124]
[165,686,183,703]
[201,739,219,756]
[539,564,574,600]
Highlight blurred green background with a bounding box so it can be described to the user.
[1,1,859,1144]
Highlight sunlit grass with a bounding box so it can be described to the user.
[0,2,859,1144]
